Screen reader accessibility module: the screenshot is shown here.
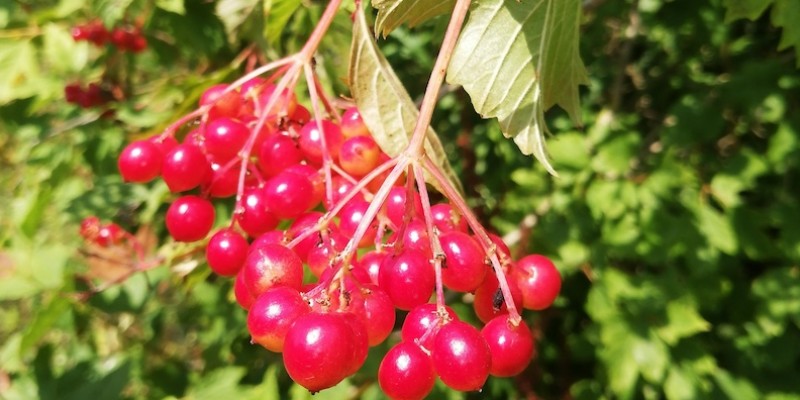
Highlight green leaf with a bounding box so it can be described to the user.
[371,0,455,37]
[723,0,800,67]
[723,0,772,21]
[447,0,588,174]
[349,7,462,194]
[157,0,186,14]
[696,204,738,255]
[0,39,42,104]
[216,0,261,43]
[664,365,698,400]
[771,0,800,67]
[265,0,303,46]
[656,299,711,345]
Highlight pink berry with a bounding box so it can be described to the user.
[338,199,378,248]
[481,316,535,377]
[512,254,561,310]
[263,171,314,220]
[282,312,355,392]
[384,186,423,229]
[236,188,279,237]
[339,136,380,177]
[402,303,458,351]
[161,143,211,192]
[118,140,162,183]
[248,286,310,352]
[206,228,249,276]
[431,203,468,233]
[298,120,343,165]
[379,342,436,400]
[378,250,434,311]
[165,196,215,242]
[431,320,492,392]
[257,133,302,177]
[340,107,370,138]
[200,84,242,120]
[360,285,396,346]
[234,271,256,310]
[473,269,524,323]
[242,243,303,298]
[203,117,250,162]
[439,231,488,292]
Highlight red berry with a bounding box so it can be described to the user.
[473,269,524,324]
[481,316,535,377]
[513,254,561,310]
[234,271,256,310]
[431,203,468,233]
[439,231,487,292]
[378,250,434,311]
[338,199,378,248]
[71,26,89,41]
[257,84,298,117]
[282,312,354,392]
[206,228,249,276]
[118,140,163,183]
[384,186,423,229]
[360,285,396,346]
[378,342,436,400]
[165,196,215,242]
[236,188,279,237]
[257,133,302,177]
[340,312,369,375]
[200,84,243,120]
[242,244,303,298]
[250,230,286,251]
[298,120,343,165]
[357,250,386,285]
[203,162,241,198]
[431,320,492,392]
[161,144,211,192]
[286,212,324,262]
[263,171,314,220]
[340,107,370,138]
[248,286,310,352]
[203,117,250,162]
[402,303,458,351]
[96,223,125,246]
[79,216,101,240]
[339,136,380,177]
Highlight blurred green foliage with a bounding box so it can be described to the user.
[1,0,799,399]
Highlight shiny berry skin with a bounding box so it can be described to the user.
[250,230,286,251]
[236,188,279,237]
[378,342,436,400]
[165,196,215,242]
[431,203,468,233]
[340,312,369,375]
[257,133,302,177]
[401,303,458,351]
[378,250,434,311]
[242,244,303,298]
[339,136,380,177]
[284,164,324,209]
[95,223,125,246]
[357,250,386,285]
[298,120,343,165]
[203,162,240,198]
[206,228,249,276]
[360,285,396,346]
[200,84,243,120]
[282,312,354,392]
[431,320,492,392]
[384,186,423,229]
[327,175,365,210]
[247,286,310,352]
[481,316,535,377]
[439,231,488,292]
[340,107,370,138]
[338,199,378,248]
[286,212,324,261]
[234,271,255,310]
[161,144,211,192]
[398,219,431,257]
[257,84,297,117]
[473,270,524,323]
[513,254,561,310]
[263,171,314,220]
[118,140,162,183]
[203,117,250,162]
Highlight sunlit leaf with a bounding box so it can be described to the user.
[447,0,588,175]
[349,7,462,194]
[371,0,455,37]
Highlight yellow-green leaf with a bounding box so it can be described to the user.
[371,0,455,37]
[349,7,462,194]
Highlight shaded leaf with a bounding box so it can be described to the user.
[723,0,800,67]
[265,0,303,45]
[371,0,455,37]
[349,7,462,194]
[447,0,588,174]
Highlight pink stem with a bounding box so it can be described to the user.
[422,155,523,326]
[412,163,446,313]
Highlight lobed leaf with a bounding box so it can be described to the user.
[349,7,462,194]
[723,0,800,67]
[371,0,455,37]
[447,0,589,175]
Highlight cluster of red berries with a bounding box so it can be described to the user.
[71,20,147,53]
[79,216,127,247]
[64,82,111,109]
[116,78,562,398]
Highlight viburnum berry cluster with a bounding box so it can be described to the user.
[64,82,111,109]
[109,0,563,398]
[71,19,147,52]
